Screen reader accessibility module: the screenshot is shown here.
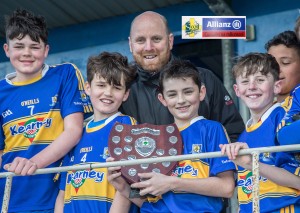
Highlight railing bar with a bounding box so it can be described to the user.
[252,151,260,213]
[0,144,299,178]
[1,174,13,213]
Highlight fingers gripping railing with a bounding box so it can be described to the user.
[1,144,300,213]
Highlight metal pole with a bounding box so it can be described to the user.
[1,174,13,213]
[251,152,260,213]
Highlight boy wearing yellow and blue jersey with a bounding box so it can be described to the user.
[55,52,138,213]
[0,9,92,212]
[220,53,300,213]
[107,59,236,213]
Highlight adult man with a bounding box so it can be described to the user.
[121,11,244,142]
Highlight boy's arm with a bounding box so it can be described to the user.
[256,163,300,190]
[109,191,131,213]
[220,142,300,190]
[132,171,235,198]
[5,112,83,175]
[54,190,65,213]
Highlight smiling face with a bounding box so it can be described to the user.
[85,74,129,121]
[3,34,49,82]
[129,11,174,73]
[158,77,205,128]
[268,44,300,101]
[234,72,280,117]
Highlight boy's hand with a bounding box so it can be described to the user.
[131,172,174,197]
[220,142,252,170]
[4,157,38,176]
[107,157,130,194]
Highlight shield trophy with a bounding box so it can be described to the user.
[108,122,182,197]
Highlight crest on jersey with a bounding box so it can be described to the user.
[192,144,202,154]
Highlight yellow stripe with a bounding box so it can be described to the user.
[73,64,85,91]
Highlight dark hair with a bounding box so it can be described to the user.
[5,9,48,44]
[232,52,279,81]
[265,30,300,56]
[86,52,136,91]
[159,59,201,93]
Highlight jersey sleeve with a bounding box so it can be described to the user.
[198,68,245,142]
[60,64,93,119]
[208,122,236,176]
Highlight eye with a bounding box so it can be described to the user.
[166,93,176,98]
[114,85,123,90]
[256,78,266,84]
[184,90,193,95]
[135,37,145,44]
[14,45,23,49]
[96,83,105,88]
[153,36,162,43]
[241,80,249,84]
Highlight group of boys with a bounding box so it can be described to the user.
[0,8,299,213]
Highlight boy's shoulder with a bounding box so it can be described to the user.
[190,116,224,130]
[48,62,79,71]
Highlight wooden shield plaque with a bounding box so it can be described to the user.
[108,122,182,184]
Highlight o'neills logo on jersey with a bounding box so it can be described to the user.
[67,170,105,193]
[238,172,267,198]
[171,162,198,177]
[10,118,52,142]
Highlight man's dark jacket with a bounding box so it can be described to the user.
[120,58,245,142]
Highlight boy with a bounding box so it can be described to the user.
[220,53,300,212]
[0,9,92,212]
[55,52,137,213]
[108,59,236,212]
[265,31,300,106]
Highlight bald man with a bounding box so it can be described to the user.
[121,11,244,142]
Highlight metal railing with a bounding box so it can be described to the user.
[1,144,300,213]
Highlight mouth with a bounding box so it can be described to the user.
[176,105,190,111]
[144,55,157,60]
[20,60,34,64]
[246,94,262,99]
[100,99,113,104]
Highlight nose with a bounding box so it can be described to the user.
[22,47,31,56]
[248,80,257,90]
[177,93,186,104]
[144,39,154,51]
[104,86,113,96]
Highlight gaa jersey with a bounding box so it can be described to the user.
[0,63,92,212]
[281,84,300,124]
[141,116,236,213]
[237,103,300,213]
[61,112,137,213]
[277,84,300,146]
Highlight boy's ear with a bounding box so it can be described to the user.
[123,89,130,102]
[199,85,206,101]
[44,44,50,58]
[3,43,9,57]
[158,93,167,107]
[84,82,91,96]
[233,84,241,97]
[274,80,281,95]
